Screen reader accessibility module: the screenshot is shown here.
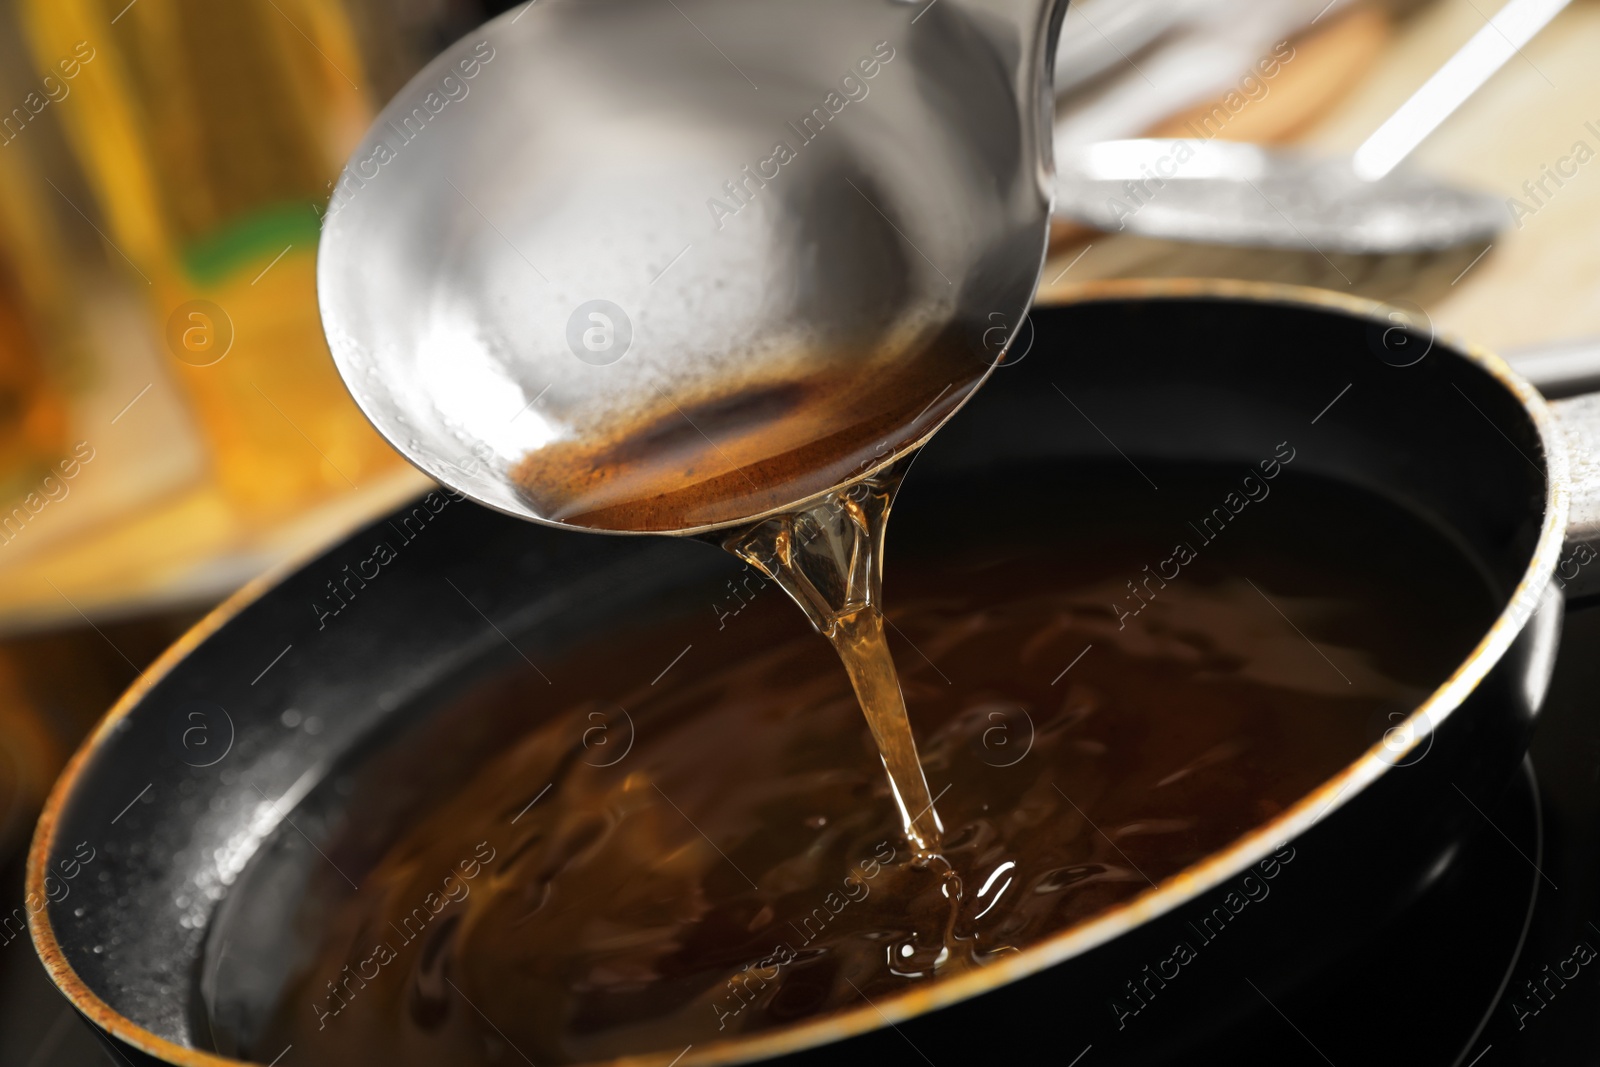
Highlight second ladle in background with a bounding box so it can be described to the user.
[1053,0,1569,253]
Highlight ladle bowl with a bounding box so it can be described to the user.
[1054,139,1506,255]
[318,0,1067,535]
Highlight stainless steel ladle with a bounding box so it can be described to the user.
[318,0,1068,536]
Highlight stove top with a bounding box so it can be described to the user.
[5,599,1599,1067]
[1195,599,1600,1067]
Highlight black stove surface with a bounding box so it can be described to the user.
[5,600,1599,1067]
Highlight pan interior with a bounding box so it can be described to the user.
[200,460,1501,1065]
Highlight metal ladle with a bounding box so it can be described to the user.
[1053,0,1569,254]
[318,0,1067,537]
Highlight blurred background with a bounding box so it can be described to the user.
[0,0,1597,1061]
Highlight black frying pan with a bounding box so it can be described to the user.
[27,283,1578,1066]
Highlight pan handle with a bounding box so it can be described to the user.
[1549,387,1600,597]
[1506,336,1600,399]
[1501,337,1600,596]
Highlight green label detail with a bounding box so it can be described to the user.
[180,202,322,287]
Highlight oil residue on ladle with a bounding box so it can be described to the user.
[723,464,947,856]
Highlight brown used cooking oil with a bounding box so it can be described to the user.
[225,461,1498,1066]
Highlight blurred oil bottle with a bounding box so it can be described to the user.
[0,212,70,511]
[0,32,81,513]
[0,0,512,866]
[13,0,407,519]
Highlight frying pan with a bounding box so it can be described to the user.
[26,281,1592,1065]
